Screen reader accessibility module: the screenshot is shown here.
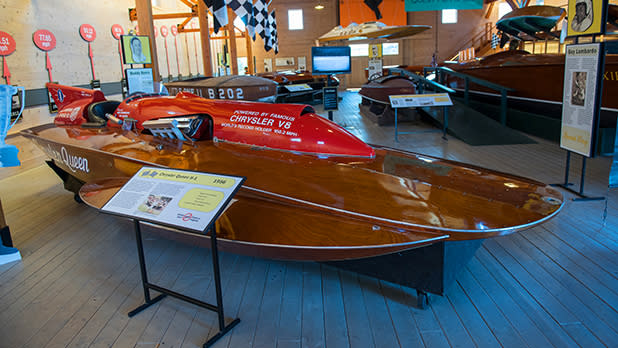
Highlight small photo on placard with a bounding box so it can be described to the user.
[570,71,587,106]
[121,35,152,64]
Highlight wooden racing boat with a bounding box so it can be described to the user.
[164,75,278,102]
[21,83,563,295]
[318,22,431,43]
[358,75,417,125]
[496,5,566,40]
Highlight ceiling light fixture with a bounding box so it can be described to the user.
[315,1,324,10]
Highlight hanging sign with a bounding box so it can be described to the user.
[0,31,17,56]
[111,24,124,40]
[171,25,178,36]
[33,29,57,83]
[560,42,604,157]
[79,24,96,42]
[154,25,159,38]
[171,24,180,77]
[111,24,125,78]
[161,26,171,77]
[1,31,16,85]
[79,24,97,80]
[33,29,56,51]
[405,0,483,11]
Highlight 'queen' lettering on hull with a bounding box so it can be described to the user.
[61,147,90,173]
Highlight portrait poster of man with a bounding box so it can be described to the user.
[567,0,606,37]
[570,71,587,106]
[120,35,152,65]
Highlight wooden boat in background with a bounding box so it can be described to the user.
[358,75,417,125]
[21,83,563,297]
[447,50,618,128]
[164,75,278,102]
[318,22,431,43]
[496,5,565,40]
[446,4,618,130]
[256,70,339,103]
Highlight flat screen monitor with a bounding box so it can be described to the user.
[121,35,152,65]
[311,46,351,74]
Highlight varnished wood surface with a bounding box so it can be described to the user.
[164,76,278,101]
[78,178,447,261]
[22,115,563,248]
[0,91,617,347]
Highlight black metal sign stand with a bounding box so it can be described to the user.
[552,150,605,201]
[128,219,240,348]
[394,106,449,142]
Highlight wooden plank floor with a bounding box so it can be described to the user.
[1,91,617,348]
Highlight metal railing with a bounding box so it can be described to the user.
[422,66,515,125]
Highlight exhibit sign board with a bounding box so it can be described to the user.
[102,167,245,233]
[566,0,607,37]
[405,0,483,11]
[323,87,338,110]
[125,68,154,94]
[389,93,453,108]
[285,84,312,92]
[560,42,604,157]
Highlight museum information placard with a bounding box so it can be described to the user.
[102,167,245,233]
[389,93,453,108]
[560,43,603,157]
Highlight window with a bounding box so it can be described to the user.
[350,44,369,57]
[288,9,303,30]
[498,2,512,19]
[442,9,457,24]
[382,43,399,55]
[349,43,398,57]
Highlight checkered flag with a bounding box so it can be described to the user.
[253,0,269,40]
[270,10,278,54]
[263,9,272,51]
[203,0,228,34]
[227,0,254,39]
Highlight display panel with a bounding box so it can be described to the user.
[311,46,351,74]
[125,68,154,94]
[120,35,152,64]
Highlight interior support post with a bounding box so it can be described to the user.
[135,0,160,80]
[227,8,239,75]
[197,0,213,76]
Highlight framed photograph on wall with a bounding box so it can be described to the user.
[566,0,607,37]
[121,35,152,64]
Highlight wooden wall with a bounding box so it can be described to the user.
[2,0,512,131]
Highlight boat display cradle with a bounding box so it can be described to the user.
[82,168,246,348]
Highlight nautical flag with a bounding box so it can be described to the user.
[253,0,268,40]
[227,0,254,38]
[273,10,279,54]
[203,0,228,34]
[263,8,272,51]
[268,10,278,54]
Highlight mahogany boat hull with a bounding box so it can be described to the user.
[23,83,563,262]
[23,123,562,261]
[164,75,278,102]
[446,50,618,127]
